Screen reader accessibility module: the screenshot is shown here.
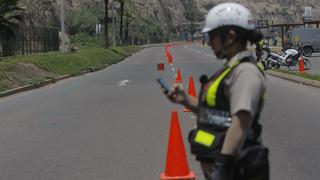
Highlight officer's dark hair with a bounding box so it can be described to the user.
[209,26,263,46]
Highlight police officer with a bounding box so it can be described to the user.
[162,3,269,180]
[256,40,267,70]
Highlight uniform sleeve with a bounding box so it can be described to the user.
[228,64,265,118]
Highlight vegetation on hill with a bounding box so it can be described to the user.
[0,46,141,92]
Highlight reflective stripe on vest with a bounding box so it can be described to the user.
[206,60,241,107]
[257,62,264,71]
[258,41,264,48]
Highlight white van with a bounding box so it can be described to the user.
[289,28,320,57]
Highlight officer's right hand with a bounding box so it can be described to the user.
[163,83,188,105]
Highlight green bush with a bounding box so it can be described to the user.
[70,32,104,47]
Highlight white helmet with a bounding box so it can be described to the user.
[202,2,256,33]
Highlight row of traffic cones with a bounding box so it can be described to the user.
[165,45,173,65]
[164,46,198,112]
[163,45,198,105]
[157,45,173,72]
[160,45,196,180]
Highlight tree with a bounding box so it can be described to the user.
[65,5,104,36]
[0,0,24,56]
[124,12,134,44]
[189,23,196,41]
[116,0,124,45]
[132,15,163,44]
[0,0,23,36]
[104,0,109,48]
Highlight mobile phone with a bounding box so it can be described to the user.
[157,78,171,93]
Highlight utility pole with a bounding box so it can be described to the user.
[60,0,66,52]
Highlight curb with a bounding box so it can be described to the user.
[0,75,72,98]
[267,70,320,89]
[140,43,163,48]
[0,65,111,98]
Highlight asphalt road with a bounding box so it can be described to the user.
[0,44,319,180]
[191,44,320,75]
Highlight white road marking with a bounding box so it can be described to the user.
[184,46,216,58]
[117,79,131,86]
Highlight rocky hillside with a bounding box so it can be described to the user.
[19,0,320,31]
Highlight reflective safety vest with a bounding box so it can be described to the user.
[257,61,265,71]
[258,40,264,48]
[198,56,265,136]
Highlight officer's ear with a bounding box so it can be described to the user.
[226,29,237,45]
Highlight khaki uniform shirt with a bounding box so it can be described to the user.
[224,51,266,118]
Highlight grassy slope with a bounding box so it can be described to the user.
[0,46,141,92]
[273,69,320,81]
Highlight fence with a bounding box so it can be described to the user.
[0,26,59,57]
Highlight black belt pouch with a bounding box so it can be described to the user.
[188,127,226,160]
[236,144,270,180]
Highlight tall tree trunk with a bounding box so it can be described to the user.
[124,17,129,42]
[104,0,109,48]
[119,1,124,45]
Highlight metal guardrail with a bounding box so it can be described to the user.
[0,26,59,57]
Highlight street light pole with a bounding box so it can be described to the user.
[60,0,66,52]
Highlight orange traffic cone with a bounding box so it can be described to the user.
[184,76,197,112]
[160,111,196,180]
[165,46,169,59]
[168,54,173,65]
[176,68,183,83]
[299,56,305,73]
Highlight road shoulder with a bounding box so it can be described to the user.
[267,70,320,88]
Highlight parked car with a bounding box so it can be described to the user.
[287,28,320,57]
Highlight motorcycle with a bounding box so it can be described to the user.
[263,46,311,70]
